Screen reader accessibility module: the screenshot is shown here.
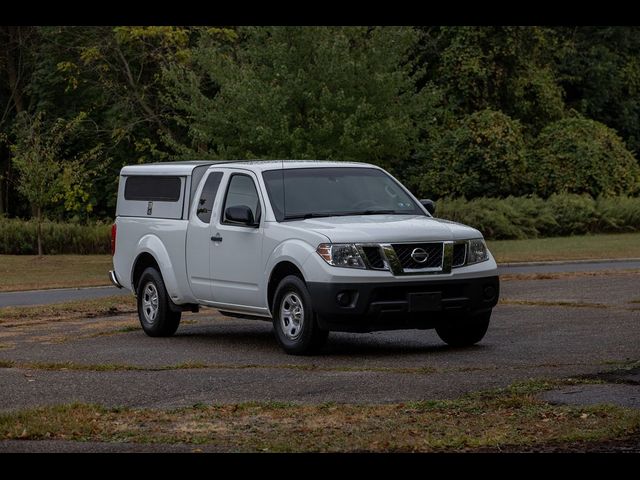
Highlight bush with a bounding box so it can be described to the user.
[0,218,111,255]
[436,194,640,240]
[418,109,528,198]
[530,116,640,197]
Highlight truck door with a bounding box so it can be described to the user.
[185,170,224,301]
[210,170,265,309]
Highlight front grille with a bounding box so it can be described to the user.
[392,243,443,270]
[452,243,466,268]
[362,246,385,269]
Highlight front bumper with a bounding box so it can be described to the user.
[307,275,499,332]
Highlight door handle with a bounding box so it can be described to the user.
[211,234,223,243]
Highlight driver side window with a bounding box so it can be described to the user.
[223,174,261,225]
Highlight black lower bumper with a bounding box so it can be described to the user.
[307,275,499,332]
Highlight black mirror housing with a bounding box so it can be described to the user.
[420,199,436,215]
[225,205,256,226]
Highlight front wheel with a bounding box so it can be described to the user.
[136,267,181,337]
[272,275,328,355]
[435,310,491,347]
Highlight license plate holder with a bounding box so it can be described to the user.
[408,292,442,312]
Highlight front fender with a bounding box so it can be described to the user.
[264,239,318,304]
[134,234,186,303]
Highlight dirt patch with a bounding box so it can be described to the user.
[501,269,640,281]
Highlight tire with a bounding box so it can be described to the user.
[136,267,181,337]
[272,275,329,355]
[435,310,491,347]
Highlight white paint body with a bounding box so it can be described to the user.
[112,161,498,318]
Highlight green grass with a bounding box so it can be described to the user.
[488,232,640,263]
[0,255,113,291]
[0,378,637,452]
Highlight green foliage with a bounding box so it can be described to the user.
[0,217,110,254]
[163,26,435,172]
[418,109,528,198]
[421,26,565,132]
[436,194,640,240]
[556,27,640,154]
[530,117,640,197]
[9,110,102,253]
[2,26,640,224]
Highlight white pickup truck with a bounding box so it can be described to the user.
[110,160,499,354]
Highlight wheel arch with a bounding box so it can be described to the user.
[130,234,182,302]
[131,252,161,294]
[267,261,305,315]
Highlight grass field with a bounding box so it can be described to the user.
[0,378,637,452]
[0,255,112,292]
[488,232,640,263]
[0,232,639,291]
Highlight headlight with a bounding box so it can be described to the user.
[316,243,366,269]
[467,238,490,264]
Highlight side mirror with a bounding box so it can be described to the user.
[420,199,436,215]
[225,205,256,226]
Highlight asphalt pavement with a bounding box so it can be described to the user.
[0,267,639,452]
[0,285,126,307]
[1,272,639,409]
[1,258,639,308]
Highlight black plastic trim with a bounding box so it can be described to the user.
[307,275,499,332]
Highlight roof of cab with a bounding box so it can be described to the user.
[119,160,376,176]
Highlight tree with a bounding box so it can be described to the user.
[555,26,640,155]
[34,26,206,216]
[162,26,437,175]
[0,27,38,216]
[416,109,528,199]
[530,116,640,197]
[10,111,99,255]
[416,26,565,135]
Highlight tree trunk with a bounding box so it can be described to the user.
[0,26,29,215]
[36,205,43,256]
[4,26,26,114]
[0,155,5,214]
[0,146,11,215]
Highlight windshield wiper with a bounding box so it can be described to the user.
[283,210,404,220]
[343,209,399,215]
[283,212,339,220]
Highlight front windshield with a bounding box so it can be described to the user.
[262,167,424,221]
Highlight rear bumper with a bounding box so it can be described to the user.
[109,270,123,289]
[307,275,499,332]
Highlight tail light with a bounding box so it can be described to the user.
[111,223,117,256]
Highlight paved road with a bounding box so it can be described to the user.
[1,272,638,410]
[1,259,639,308]
[1,270,639,452]
[0,285,126,307]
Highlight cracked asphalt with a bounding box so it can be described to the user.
[0,270,639,452]
[0,271,639,409]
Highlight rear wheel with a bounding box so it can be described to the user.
[136,267,181,337]
[435,310,491,347]
[272,275,328,355]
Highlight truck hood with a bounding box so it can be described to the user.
[284,215,482,243]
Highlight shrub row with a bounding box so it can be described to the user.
[0,218,111,255]
[414,113,640,199]
[1,193,639,254]
[437,194,640,240]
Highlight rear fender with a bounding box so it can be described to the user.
[135,235,185,304]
